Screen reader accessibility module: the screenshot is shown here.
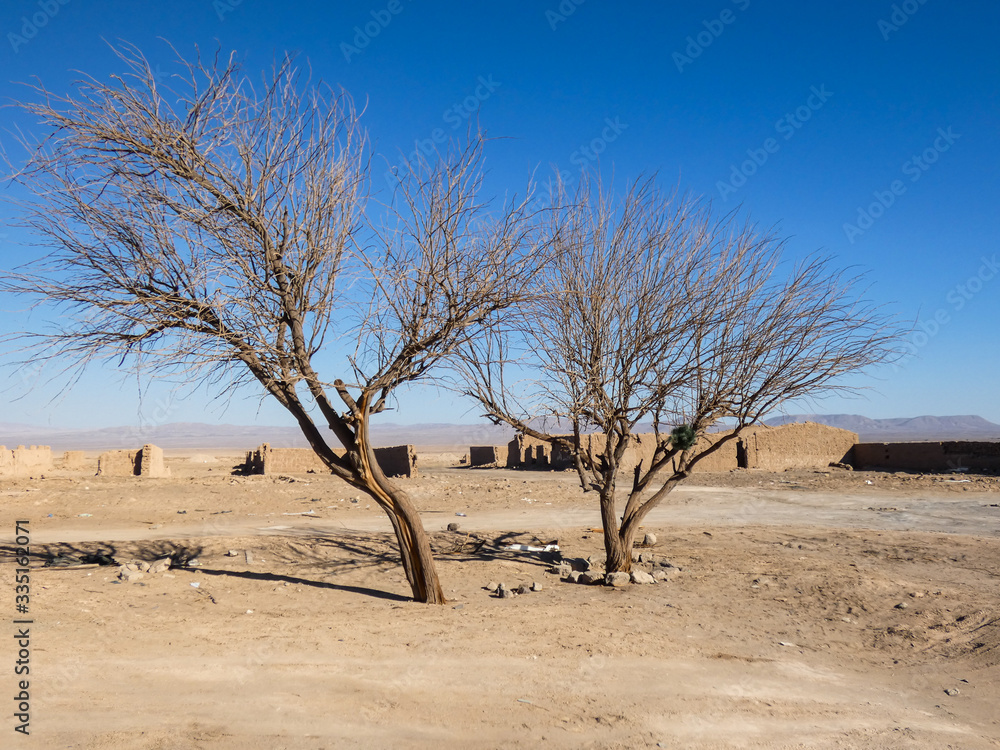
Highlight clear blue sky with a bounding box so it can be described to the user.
[0,0,997,429]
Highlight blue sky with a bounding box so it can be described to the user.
[0,0,997,429]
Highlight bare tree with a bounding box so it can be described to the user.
[462,175,900,575]
[0,44,540,604]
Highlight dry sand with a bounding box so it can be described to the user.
[2,453,999,749]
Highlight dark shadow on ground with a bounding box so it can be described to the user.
[185,566,412,602]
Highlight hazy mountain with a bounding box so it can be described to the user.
[0,420,515,452]
[2,414,997,452]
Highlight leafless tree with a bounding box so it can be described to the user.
[0,44,541,604]
[462,175,900,574]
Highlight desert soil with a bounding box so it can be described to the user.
[2,453,999,749]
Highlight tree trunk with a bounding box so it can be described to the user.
[377,480,447,604]
[348,438,444,603]
[600,490,632,574]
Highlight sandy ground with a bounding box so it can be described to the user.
[2,454,999,749]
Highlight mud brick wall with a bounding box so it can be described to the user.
[687,432,740,472]
[522,432,738,474]
[138,444,169,477]
[469,445,505,466]
[854,441,1000,473]
[374,445,418,477]
[97,449,140,476]
[246,443,417,477]
[507,435,553,468]
[245,444,332,474]
[61,451,89,471]
[506,423,856,474]
[96,444,169,477]
[739,423,856,471]
[0,445,53,476]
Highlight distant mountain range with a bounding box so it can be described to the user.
[0,414,997,453]
[0,420,516,452]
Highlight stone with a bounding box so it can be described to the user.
[631,570,656,584]
[579,571,604,585]
[568,571,583,583]
[226,550,239,557]
[944,687,960,696]
[516,584,531,595]
[630,549,641,562]
[497,584,513,599]
[652,570,671,582]
[894,602,909,610]
[551,562,573,578]
[606,572,631,587]
[147,557,171,574]
[118,566,144,582]
[137,561,151,572]
[643,532,658,546]
[447,522,461,532]
[485,581,500,592]
[531,581,543,592]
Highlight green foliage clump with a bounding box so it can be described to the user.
[669,425,698,451]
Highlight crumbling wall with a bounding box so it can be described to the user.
[0,445,53,476]
[854,441,1000,473]
[503,423,855,474]
[61,451,89,471]
[687,432,740,472]
[96,444,169,477]
[97,449,141,476]
[374,445,418,477]
[507,435,555,468]
[245,443,417,477]
[246,445,332,474]
[138,444,168,476]
[469,445,505,467]
[739,422,856,471]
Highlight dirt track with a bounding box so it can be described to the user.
[2,458,999,748]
